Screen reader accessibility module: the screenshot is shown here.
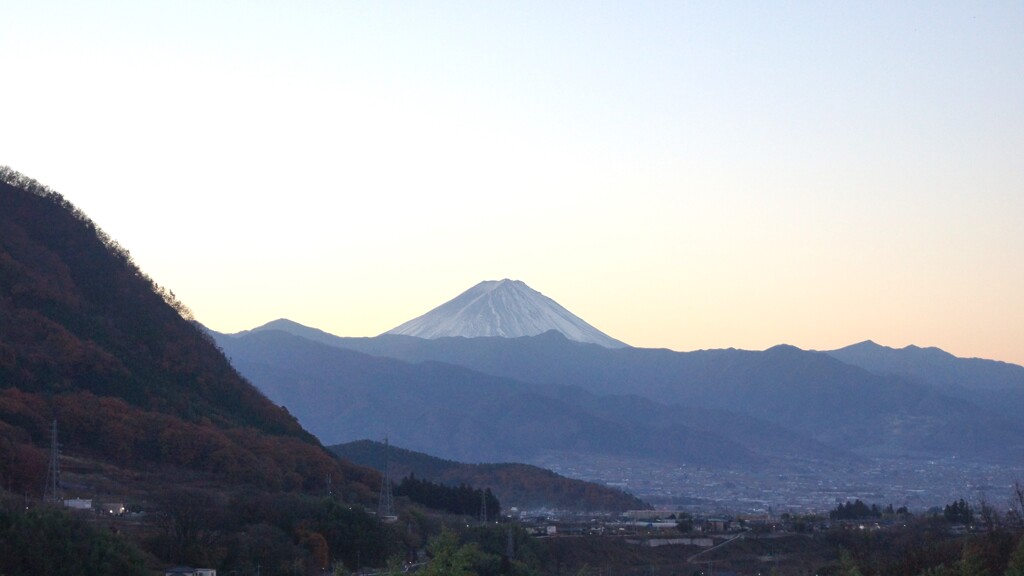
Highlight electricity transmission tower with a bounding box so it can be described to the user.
[43,419,61,504]
[479,488,488,523]
[377,437,395,520]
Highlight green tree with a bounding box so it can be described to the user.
[423,530,479,576]
[676,512,694,533]
[831,499,881,520]
[0,507,148,576]
[839,548,864,576]
[1004,534,1024,576]
[945,499,974,525]
[961,541,991,576]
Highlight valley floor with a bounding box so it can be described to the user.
[529,453,1024,514]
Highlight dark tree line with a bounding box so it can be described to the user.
[829,499,913,521]
[395,473,501,519]
[831,499,884,520]
[944,498,974,525]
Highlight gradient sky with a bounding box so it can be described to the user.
[3,1,1023,365]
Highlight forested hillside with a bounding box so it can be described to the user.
[0,167,307,435]
[0,168,382,572]
[0,167,380,494]
[332,439,649,512]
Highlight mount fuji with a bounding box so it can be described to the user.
[385,279,628,348]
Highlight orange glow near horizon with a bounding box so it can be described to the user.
[3,2,1022,366]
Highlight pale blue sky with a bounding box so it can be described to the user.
[3,1,1023,364]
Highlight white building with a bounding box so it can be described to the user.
[164,568,215,576]
[64,498,92,510]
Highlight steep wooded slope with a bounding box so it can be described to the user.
[0,167,376,496]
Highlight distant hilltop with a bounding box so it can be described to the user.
[385,279,628,348]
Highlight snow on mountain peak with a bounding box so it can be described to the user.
[384,279,628,348]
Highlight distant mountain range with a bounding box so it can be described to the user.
[213,328,768,467]
[211,284,1024,477]
[826,340,1024,420]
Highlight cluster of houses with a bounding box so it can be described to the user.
[516,508,753,544]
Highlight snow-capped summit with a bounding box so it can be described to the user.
[385,279,628,348]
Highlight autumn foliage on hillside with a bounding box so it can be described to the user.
[0,168,303,434]
[0,167,377,498]
[0,388,376,496]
